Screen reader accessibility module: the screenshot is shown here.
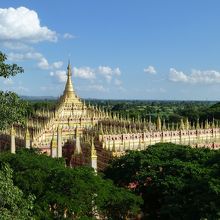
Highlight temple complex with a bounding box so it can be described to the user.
[1,63,220,171]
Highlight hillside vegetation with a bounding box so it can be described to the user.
[0,149,142,219]
[105,143,220,219]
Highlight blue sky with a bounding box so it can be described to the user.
[1,0,220,100]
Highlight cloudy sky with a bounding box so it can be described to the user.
[1,0,220,100]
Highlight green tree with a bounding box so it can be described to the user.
[105,143,220,219]
[0,162,34,220]
[0,52,23,78]
[0,51,28,130]
[0,149,142,219]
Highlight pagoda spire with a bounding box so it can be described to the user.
[91,137,97,172]
[156,115,162,131]
[63,61,75,98]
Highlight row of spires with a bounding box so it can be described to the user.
[2,114,219,142]
[89,117,220,135]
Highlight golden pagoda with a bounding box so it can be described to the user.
[1,62,220,171]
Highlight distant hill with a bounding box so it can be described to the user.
[21,96,58,101]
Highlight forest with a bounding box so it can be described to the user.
[1,144,220,219]
[104,143,220,219]
[0,149,142,219]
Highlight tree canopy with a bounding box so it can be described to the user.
[0,51,28,130]
[0,149,142,219]
[104,143,220,219]
[0,162,34,220]
[0,52,23,78]
[85,99,220,124]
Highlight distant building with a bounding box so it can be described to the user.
[1,63,220,171]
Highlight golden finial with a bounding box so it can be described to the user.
[196,118,200,129]
[176,123,179,130]
[109,124,113,134]
[212,117,215,128]
[162,119,166,131]
[180,118,185,130]
[26,127,30,140]
[112,139,116,152]
[100,122,104,135]
[185,118,190,130]
[123,122,127,133]
[133,124,137,133]
[192,122,195,129]
[63,62,75,98]
[113,124,117,134]
[11,125,15,136]
[143,118,148,132]
[75,126,79,137]
[91,137,97,157]
[156,115,161,131]
[132,117,135,124]
[51,133,56,148]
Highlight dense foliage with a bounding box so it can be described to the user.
[89,99,216,123]
[0,52,23,78]
[104,143,220,219]
[0,149,142,219]
[0,163,34,220]
[24,100,57,117]
[0,91,29,130]
[0,51,28,130]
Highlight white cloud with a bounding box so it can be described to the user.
[51,61,63,69]
[8,52,42,61]
[38,60,63,70]
[144,65,157,74]
[76,84,108,92]
[169,68,220,84]
[40,85,60,92]
[0,7,57,43]
[3,78,14,85]
[63,33,75,39]
[169,68,188,82]
[114,79,122,86]
[73,67,96,80]
[88,84,107,92]
[159,88,166,93]
[98,66,121,82]
[117,86,126,92]
[38,58,50,69]
[17,86,29,92]
[49,65,123,93]
[98,66,112,75]
[145,87,166,93]
[13,86,29,93]
[40,86,53,92]
[72,65,121,82]
[2,41,33,51]
[8,52,63,70]
[50,70,67,83]
[114,67,121,76]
